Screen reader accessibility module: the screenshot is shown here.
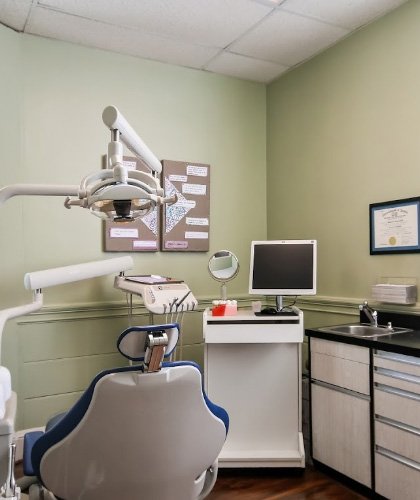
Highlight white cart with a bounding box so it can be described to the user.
[203,308,305,468]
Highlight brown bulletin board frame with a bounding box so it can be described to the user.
[104,156,160,252]
[161,160,210,252]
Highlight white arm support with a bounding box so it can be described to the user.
[24,256,133,290]
[0,257,133,365]
[0,292,43,367]
[102,106,162,175]
[0,184,79,205]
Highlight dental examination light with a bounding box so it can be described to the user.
[0,106,176,222]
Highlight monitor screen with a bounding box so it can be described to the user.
[249,240,317,296]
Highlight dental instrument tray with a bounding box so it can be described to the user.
[115,275,198,314]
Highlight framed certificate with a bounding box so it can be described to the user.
[370,197,420,254]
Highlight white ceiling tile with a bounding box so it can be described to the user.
[206,51,289,83]
[252,0,286,6]
[37,0,273,47]
[26,7,220,69]
[229,9,350,66]
[280,0,411,30]
[0,0,32,31]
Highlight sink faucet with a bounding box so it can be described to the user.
[359,300,378,327]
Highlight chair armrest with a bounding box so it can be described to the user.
[23,431,44,476]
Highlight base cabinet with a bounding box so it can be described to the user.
[309,337,420,499]
[310,338,371,488]
[373,351,420,499]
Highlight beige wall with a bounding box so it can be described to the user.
[267,0,420,314]
[0,27,266,427]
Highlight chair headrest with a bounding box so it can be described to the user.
[117,323,179,361]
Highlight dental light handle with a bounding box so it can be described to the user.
[24,256,133,290]
[102,106,162,175]
[0,184,79,206]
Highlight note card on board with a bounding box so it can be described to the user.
[161,159,210,252]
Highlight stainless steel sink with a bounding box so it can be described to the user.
[318,323,412,338]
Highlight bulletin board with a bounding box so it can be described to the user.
[104,156,160,252]
[161,159,210,252]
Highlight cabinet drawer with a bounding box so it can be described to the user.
[374,387,420,429]
[375,451,420,500]
[311,338,369,364]
[311,352,369,394]
[376,419,420,464]
[374,351,420,378]
[374,369,420,396]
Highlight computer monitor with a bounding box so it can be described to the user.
[249,240,317,311]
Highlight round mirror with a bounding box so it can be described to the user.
[208,250,239,299]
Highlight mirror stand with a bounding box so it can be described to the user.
[208,250,239,300]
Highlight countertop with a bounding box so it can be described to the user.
[306,310,420,357]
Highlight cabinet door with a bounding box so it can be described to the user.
[311,382,371,487]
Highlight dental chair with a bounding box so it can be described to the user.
[22,324,229,500]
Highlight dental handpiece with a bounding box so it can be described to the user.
[176,290,191,307]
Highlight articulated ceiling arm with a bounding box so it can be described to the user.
[0,106,176,222]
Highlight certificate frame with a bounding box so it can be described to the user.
[369,197,420,254]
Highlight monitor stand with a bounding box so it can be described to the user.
[273,296,297,316]
[275,295,283,312]
[255,295,297,316]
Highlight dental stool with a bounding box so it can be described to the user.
[22,324,229,500]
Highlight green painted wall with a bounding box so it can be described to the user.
[0,30,266,309]
[0,25,24,303]
[267,0,420,307]
[0,27,266,428]
[2,0,419,428]
[19,34,266,304]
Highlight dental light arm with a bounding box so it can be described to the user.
[0,106,176,222]
[102,105,162,174]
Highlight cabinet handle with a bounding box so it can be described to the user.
[312,380,370,400]
[376,446,420,472]
[375,367,420,385]
[375,383,420,402]
[374,351,420,368]
[376,415,420,437]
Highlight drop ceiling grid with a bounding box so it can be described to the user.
[36,0,274,47]
[0,0,412,83]
[26,7,221,68]
[279,0,411,30]
[229,10,351,67]
[205,51,289,83]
